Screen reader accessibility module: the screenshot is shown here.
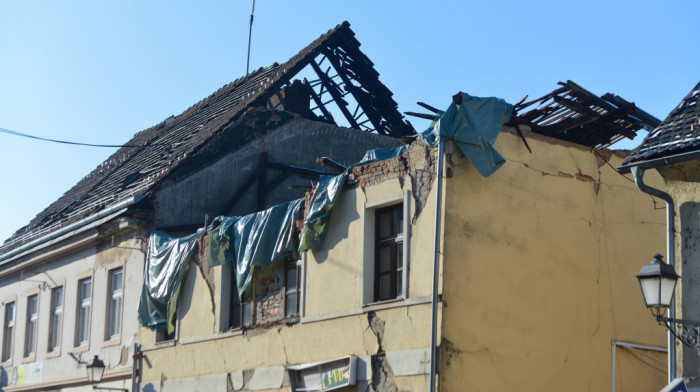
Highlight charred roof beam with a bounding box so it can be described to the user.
[309,58,361,130]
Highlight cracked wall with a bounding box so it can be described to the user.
[440,128,668,391]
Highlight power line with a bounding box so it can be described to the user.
[0,127,168,148]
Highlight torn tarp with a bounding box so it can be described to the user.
[138,230,201,333]
[298,172,348,253]
[208,198,303,296]
[359,145,410,164]
[420,92,513,177]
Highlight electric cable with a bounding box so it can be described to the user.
[0,127,170,148]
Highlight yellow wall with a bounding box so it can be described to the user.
[440,130,668,391]
[139,171,438,391]
[138,129,668,392]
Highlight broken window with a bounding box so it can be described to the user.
[230,285,253,329]
[285,259,301,317]
[155,328,176,343]
[374,204,404,302]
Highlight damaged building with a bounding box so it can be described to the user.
[0,21,672,392]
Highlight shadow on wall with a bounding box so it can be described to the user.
[312,190,359,265]
[142,383,157,392]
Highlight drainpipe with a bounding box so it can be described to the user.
[631,166,676,383]
[0,195,145,265]
[132,342,140,392]
[429,140,445,392]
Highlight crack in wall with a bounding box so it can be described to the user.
[196,234,217,319]
[367,311,399,391]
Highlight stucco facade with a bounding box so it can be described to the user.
[136,128,668,391]
[0,218,143,391]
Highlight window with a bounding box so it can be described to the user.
[106,268,123,340]
[374,204,404,302]
[230,285,253,329]
[285,259,300,317]
[24,295,38,357]
[155,329,176,343]
[48,287,63,352]
[2,302,15,362]
[76,277,91,346]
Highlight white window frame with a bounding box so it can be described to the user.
[106,267,123,341]
[2,300,16,363]
[24,294,38,358]
[362,191,410,305]
[75,276,92,348]
[48,285,64,354]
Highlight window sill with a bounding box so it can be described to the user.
[103,336,121,348]
[72,343,90,353]
[363,297,405,309]
[45,349,61,359]
[153,339,176,348]
[21,354,36,364]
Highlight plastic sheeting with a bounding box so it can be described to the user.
[298,172,348,253]
[208,198,303,296]
[138,230,201,333]
[359,145,410,164]
[420,92,513,177]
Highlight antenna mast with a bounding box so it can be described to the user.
[246,0,256,74]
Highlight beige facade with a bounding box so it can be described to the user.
[0,218,143,391]
[137,128,668,391]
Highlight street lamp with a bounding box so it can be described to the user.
[85,355,106,384]
[637,254,700,352]
[84,355,128,392]
[636,254,680,318]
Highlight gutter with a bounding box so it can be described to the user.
[0,195,145,266]
[630,166,676,383]
[617,149,700,174]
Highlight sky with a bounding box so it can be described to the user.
[0,0,698,243]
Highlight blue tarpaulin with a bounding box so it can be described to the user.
[138,230,201,333]
[137,90,514,330]
[420,92,513,177]
[208,198,303,297]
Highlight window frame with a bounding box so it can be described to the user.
[374,204,404,302]
[2,300,16,363]
[284,258,301,318]
[105,267,124,342]
[23,293,39,358]
[47,285,64,355]
[362,191,410,305]
[75,275,93,348]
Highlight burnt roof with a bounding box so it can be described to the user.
[0,21,413,257]
[514,80,660,149]
[624,81,700,164]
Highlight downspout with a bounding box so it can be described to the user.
[132,342,140,392]
[0,195,145,265]
[429,140,444,392]
[631,166,676,383]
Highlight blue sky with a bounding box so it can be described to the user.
[0,0,698,242]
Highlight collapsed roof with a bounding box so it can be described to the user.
[0,21,413,256]
[513,80,660,149]
[624,81,700,164]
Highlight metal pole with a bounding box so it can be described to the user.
[428,140,444,392]
[246,0,256,75]
[131,342,139,392]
